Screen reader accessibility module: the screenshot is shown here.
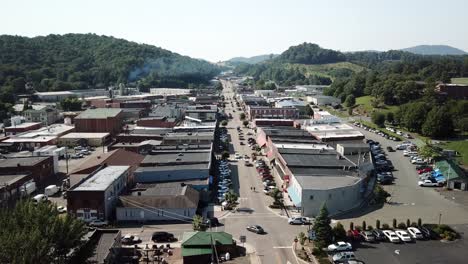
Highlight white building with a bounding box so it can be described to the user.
[116,183,199,222]
[306,95,341,106]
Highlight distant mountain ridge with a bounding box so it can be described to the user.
[401,45,466,55]
[227,54,278,64]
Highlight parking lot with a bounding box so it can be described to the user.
[337,125,468,226]
[352,224,468,264]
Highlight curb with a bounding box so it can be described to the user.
[291,242,316,264]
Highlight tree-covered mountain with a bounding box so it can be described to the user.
[401,45,467,55]
[276,43,346,64]
[0,34,220,96]
[227,54,278,64]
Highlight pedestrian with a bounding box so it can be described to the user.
[253,187,256,192]
[250,187,252,191]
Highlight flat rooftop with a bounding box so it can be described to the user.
[73,166,129,191]
[75,108,122,119]
[294,173,362,190]
[5,122,41,129]
[281,150,355,168]
[141,151,211,165]
[60,132,110,139]
[0,156,50,167]
[0,174,30,185]
[306,123,364,139]
[136,163,208,172]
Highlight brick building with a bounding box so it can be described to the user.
[74,108,123,135]
[67,166,129,222]
[248,106,299,120]
[0,157,54,187]
[435,83,468,99]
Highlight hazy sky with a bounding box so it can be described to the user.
[1,0,467,62]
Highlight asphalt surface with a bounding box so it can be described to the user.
[353,224,468,264]
[336,126,468,226]
[221,80,306,264]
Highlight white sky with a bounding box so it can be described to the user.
[1,0,467,62]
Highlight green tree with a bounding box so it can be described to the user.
[298,232,307,246]
[332,222,347,241]
[0,200,87,264]
[312,203,333,248]
[60,97,82,111]
[192,215,206,231]
[371,112,386,127]
[344,94,356,107]
[305,105,314,116]
[221,120,228,126]
[242,120,249,127]
[221,151,230,160]
[270,188,284,206]
[239,113,246,120]
[386,112,394,124]
[224,190,238,205]
[421,107,454,138]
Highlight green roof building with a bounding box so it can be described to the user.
[181,231,236,264]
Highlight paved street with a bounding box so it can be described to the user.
[336,125,468,226]
[220,80,306,264]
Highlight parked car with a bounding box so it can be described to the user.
[395,230,412,242]
[407,227,424,240]
[288,217,311,225]
[382,230,400,243]
[419,226,440,240]
[347,229,361,241]
[332,252,356,262]
[122,234,142,244]
[418,179,442,187]
[327,241,352,252]
[246,225,265,234]
[417,167,433,174]
[152,232,175,242]
[89,220,109,227]
[360,231,376,242]
[372,229,386,241]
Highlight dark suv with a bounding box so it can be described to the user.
[151,232,175,242]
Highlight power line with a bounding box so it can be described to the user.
[119,196,193,223]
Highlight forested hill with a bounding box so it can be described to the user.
[276,43,346,64]
[401,45,467,55]
[227,54,278,64]
[0,34,220,94]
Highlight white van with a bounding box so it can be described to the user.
[32,194,48,204]
[45,185,59,196]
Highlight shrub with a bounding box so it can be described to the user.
[367,225,374,231]
[221,120,228,126]
[318,258,333,264]
[362,221,367,231]
[411,222,418,227]
[392,219,397,228]
[312,247,324,256]
[376,220,381,229]
[418,218,422,227]
[382,223,390,229]
[355,226,362,232]
[406,219,411,228]
[397,222,407,229]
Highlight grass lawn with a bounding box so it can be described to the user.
[439,140,468,166]
[451,77,468,85]
[355,96,398,116]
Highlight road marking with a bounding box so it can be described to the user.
[395,249,400,255]
[273,246,292,249]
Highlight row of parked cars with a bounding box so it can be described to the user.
[354,122,400,141]
[328,225,439,263]
[254,160,277,195]
[368,140,395,185]
[217,159,232,203]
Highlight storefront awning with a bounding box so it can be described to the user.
[287,186,301,207]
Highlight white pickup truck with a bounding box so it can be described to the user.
[418,179,442,187]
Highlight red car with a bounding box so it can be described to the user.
[418,167,433,174]
[347,229,361,241]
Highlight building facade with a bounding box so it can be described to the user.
[74,108,123,135]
